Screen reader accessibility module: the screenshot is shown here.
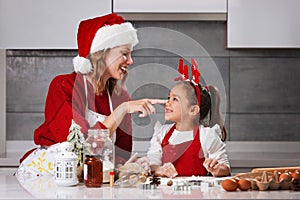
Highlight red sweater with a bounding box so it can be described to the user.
[31,72,132,164]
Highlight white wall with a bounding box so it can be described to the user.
[114,0,226,13]
[228,0,300,48]
[0,0,111,49]
[2,0,300,48]
[0,0,228,48]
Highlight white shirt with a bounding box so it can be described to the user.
[147,121,230,168]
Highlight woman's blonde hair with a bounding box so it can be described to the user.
[88,49,128,95]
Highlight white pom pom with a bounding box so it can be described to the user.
[72,56,92,74]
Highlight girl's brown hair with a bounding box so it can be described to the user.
[177,81,227,141]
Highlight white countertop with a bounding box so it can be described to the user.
[2,141,300,169]
[0,174,299,199]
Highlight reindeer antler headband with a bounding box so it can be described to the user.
[174,58,201,106]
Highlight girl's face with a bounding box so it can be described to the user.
[165,84,191,123]
[104,44,133,80]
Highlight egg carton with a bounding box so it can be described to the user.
[237,170,300,191]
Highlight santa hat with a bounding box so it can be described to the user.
[73,13,139,74]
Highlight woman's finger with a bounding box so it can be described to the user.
[128,99,164,117]
[142,102,153,114]
[144,101,156,114]
[137,156,149,164]
[138,101,155,117]
[148,99,168,105]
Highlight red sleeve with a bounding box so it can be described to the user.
[112,89,132,164]
[34,73,94,146]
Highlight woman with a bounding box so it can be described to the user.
[18,13,165,176]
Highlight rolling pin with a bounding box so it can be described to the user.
[251,166,300,174]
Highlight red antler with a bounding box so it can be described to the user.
[191,58,200,84]
[178,58,184,75]
[174,58,188,81]
[174,58,201,106]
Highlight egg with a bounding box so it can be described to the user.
[279,171,292,182]
[238,178,251,191]
[221,179,238,191]
[291,170,300,180]
[232,177,240,182]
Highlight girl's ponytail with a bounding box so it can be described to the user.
[180,81,227,141]
[206,85,227,141]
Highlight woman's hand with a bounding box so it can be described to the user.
[124,153,151,175]
[154,162,178,178]
[126,98,167,117]
[203,158,230,177]
[103,98,166,136]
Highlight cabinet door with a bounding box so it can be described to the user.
[114,0,226,13]
[0,50,5,156]
[0,0,111,49]
[228,0,300,48]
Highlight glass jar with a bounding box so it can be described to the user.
[84,155,102,187]
[100,130,115,183]
[84,129,114,186]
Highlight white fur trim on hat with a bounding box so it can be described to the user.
[73,55,92,74]
[90,22,139,54]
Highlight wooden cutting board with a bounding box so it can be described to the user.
[235,172,272,179]
[251,166,300,174]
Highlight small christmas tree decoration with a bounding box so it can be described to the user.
[67,120,90,182]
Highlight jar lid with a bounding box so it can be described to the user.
[88,129,110,137]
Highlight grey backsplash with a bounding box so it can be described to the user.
[6,21,300,142]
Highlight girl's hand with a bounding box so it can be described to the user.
[203,158,220,174]
[126,99,167,117]
[203,158,230,177]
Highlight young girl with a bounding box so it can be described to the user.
[147,59,230,177]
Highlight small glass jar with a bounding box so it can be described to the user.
[84,129,114,187]
[84,155,103,187]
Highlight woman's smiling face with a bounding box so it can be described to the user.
[104,44,133,80]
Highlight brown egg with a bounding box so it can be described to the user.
[238,178,251,191]
[232,177,240,182]
[279,171,292,182]
[221,179,238,191]
[291,170,300,180]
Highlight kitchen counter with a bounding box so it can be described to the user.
[0,174,299,199]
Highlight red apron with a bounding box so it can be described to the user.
[161,125,207,176]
